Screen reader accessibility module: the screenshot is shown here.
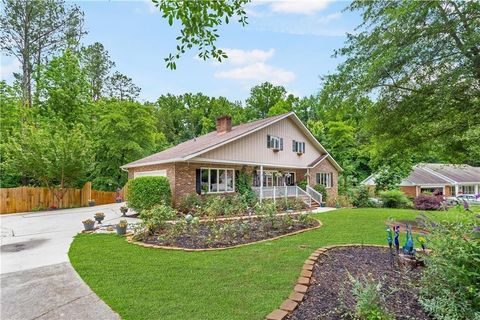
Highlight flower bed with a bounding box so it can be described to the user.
[133,213,319,249]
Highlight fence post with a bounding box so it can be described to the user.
[82,182,92,206]
[273,186,276,204]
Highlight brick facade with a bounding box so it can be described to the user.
[127,161,337,207]
[400,186,418,198]
[308,158,339,206]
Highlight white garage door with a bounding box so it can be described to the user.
[134,170,167,178]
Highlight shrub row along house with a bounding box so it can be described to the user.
[363,163,480,197]
[121,112,342,206]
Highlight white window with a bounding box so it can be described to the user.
[134,170,167,178]
[267,135,283,150]
[292,140,305,154]
[200,168,235,193]
[459,185,475,194]
[316,172,332,188]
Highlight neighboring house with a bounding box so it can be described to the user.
[121,112,342,206]
[363,163,480,197]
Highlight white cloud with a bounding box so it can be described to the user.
[270,0,332,15]
[134,0,158,15]
[317,12,341,24]
[214,62,296,86]
[222,48,275,65]
[0,58,20,81]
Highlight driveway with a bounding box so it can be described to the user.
[1,203,138,320]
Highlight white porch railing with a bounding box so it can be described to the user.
[252,186,314,207]
[306,186,323,205]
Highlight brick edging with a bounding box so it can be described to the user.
[265,244,390,320]
[125,220,323,252]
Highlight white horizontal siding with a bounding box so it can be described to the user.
[196,118,322,167]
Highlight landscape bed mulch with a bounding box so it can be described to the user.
[140,217,319,249]
[288,246,431,320]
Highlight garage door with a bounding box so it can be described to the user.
[134,170,167,178]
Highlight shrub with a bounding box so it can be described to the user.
[378,189,410,208]
[297,179,307,190]
[236,169,257,205]
[353,185,375,208]
[313,183,327,203]
[348,274,394,320]
[126,176,171,212]
[139,204,176,233]
[417,210,480,320]
[177,193,202,214]
[413,195,442,210]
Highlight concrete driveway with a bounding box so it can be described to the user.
[1,203,138,320]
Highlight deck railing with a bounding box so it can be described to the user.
[306,186,323,205]
[252,186,313,207]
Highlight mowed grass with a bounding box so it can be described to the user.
[68,208,458,320]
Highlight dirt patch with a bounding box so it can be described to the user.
[288,246,430,320]
[138,215,319,249]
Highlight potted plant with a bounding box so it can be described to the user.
[88,199,96,207]
[115,196,122,203]
[82,219,95,231]
[94,212,105,224]
[116,219,128,235]
[120,206,128,216]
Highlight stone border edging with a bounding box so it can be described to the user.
[265,244,389,320]
[125,220,323,252]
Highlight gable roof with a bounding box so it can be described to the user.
[362,163,480,186]
[122,112,342,171]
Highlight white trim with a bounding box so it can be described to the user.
[133,169,167,178]
[315,172,332,189]
[308,154,343,173]
[191,157,309,169]
[121,158,183,169]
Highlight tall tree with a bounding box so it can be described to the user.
[91,100,158,190]
[245,82,288,120]
[105,71,141,101]
[153,0,249,69]
[327,0,480,166]
[80,42,115,101]
[36,48,91,126]
[0,0,85,107]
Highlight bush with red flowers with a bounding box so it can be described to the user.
[414,195,442,210]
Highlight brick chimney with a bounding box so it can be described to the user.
[216,115,232,134]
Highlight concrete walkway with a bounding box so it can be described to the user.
[1,203,137,320]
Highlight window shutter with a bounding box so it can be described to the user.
[302,142,306,153]
[195,169,201,194]
[280,138,283,150]
[292,140,296,152]
[235,170,239,192]
[267,135,271,148]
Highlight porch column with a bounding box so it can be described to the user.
[455,184,459,196]
[260,165,264,202]
[475,184,479,195]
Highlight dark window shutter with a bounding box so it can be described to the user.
[280,138,283,150]
[267,135,271,148]
[302,142,305,153]
[195,169,201,195]
[292,140,296,152]
[235,170,239,192]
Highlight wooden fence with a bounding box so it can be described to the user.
[0,182,118,214]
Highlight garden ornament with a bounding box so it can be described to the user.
[386,226,393,250]
[416,233,428,251]
[403,224,415,255]
[185,214,193,223]
[394,225,400,253]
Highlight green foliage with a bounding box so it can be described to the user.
[246,82,289,119]
[126,176,172,212]
[139,204,176,234]
[373,161,413,192]
[353,186,374,208]
[327,0,480,166]
[5,121,92,189]
[378,190,410,208]
[80,42,115,101]
[348,274,394,320]
[313,184,328,203]
[235,169,256,206]
[177,193,203,214]
[417,211,480,320]
[297,179,307,190]
[153,0,249,69]
[202,195,249,218]
[105,71,141,101]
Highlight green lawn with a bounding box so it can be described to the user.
[69,208,457,320]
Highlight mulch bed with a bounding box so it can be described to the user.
[288,246,431,320]
[140,217,319,249]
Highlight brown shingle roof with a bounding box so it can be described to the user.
[422,163,480,183]
[122,113,292,168]
[404,167,451,185]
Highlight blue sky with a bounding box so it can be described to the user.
[0,0,360,102]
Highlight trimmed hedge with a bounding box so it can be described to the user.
[126,176,172,212]
[379,189,410,208]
